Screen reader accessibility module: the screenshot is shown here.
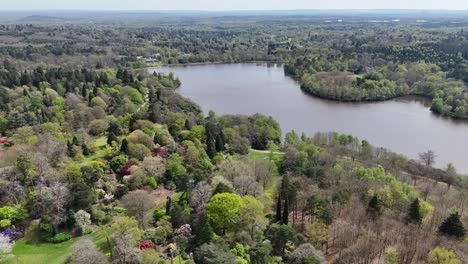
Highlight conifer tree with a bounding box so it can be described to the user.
[276,192,282,223]
[407,198,422,225]
[439,212,466,239]
[367,195,382,218]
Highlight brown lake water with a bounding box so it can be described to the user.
[151,63,468,172]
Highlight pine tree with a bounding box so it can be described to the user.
[67,140,74,157]
[165,197,172,215]
[206,132,217,159]
[215,132,225,152]
[120,138,129,153]
[275,192,282,223]
[282,195,289,225]
[439,212,466,239]
[81,143,90,156]
[280,175,290,224]
[72,135,79,146]
[367,195,382,218]
[407,198,422,225]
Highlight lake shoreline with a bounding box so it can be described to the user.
[154,63,468,172]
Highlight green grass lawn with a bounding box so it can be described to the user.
[3,227,113,264]
[3,238,79,264]
[248,149,284,203]
[248,149,284,177]
[85,136,110,162]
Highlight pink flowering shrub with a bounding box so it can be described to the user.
[139,240,155,250]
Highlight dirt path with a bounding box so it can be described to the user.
[250,149,285,155]
[149,188,176,205]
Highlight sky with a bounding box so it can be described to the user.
[3,0,468,11]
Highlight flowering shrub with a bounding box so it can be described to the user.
[1,228,23,240]
[139,240,155,250]
[118,162,135,176]
[174,224,192,237]
[0,234,13,253]
[104,193,114,202]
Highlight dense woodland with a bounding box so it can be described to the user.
[0,13,466,264]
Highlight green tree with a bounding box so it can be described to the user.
[195,243,236,264]
[120,138,129,153]
[384,246,400,264]
[407,198,422,225]
[265,223,297,257]
[250,242,273,264]
[438,212,466,239]
[367,195,382,218]
[427,247,461,264]
[207,193,244,235]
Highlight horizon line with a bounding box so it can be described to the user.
[3,8,468,12]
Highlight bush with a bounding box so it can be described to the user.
[147,177,158,189]
[46,232,72,243]
[153,208,166,222]
[0,219,11,228]
[112,207,127,214]
[83,227,93,235]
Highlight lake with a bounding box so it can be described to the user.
[151,63,468,172]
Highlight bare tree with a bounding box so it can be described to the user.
[419,150,436,167]
[121,190,154,228]
[70,238,108,264]
[233,176,260,197]
[189,181,212,215]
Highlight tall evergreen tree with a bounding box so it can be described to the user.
[282,195,289,225]
[280,175,290,224]
[439,212,466,239]
[367,195,382,218]
[120,138,129,153]
[206,132,217,159]
[276,192,282,223]
[407,198,422,225]
[215,131,225,152]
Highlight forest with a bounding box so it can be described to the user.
[0,12,466,264]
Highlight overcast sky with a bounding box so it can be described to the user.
[3,0,468,11]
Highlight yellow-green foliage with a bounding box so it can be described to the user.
[357,166,416,201]
[427,247,461,264]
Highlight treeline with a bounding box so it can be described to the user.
[286,52,468,119]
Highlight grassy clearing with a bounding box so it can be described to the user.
[248,149,284,201]
[4,238,79,264]
[248,149,284,177]
[4,227,113,264]
[85,136,110,162]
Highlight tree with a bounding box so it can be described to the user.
[286,243,324,264]
[407,198,422,225]
[266,223,297,257]
[384,246,400,264]
[438,212,466,239]
[121,190,154,228]
[304,221,329,249]
[120,138,129,153]
[195,243,237,264]
[74,210,91,235]
[70,238,108,264]
[419,150,436,167]
[367,195,382,218]
[427,247,461,264]
[236,196,267,240]
[250,242,273,264]
[165,154,187,187]
[207,193,244,235]
[109,217,141,264]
